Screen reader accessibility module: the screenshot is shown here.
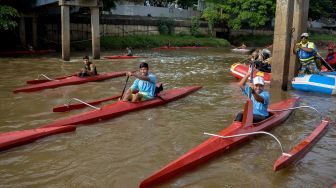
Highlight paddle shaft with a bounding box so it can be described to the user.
[316,52,335,72]
[120,76,130,100]
[248,61,254,98]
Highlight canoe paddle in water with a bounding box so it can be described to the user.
[120,75,129,100]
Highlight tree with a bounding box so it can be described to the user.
[101,0,117,11]
[309,0,336,20]
[0,5,19,31]
[203,0,275,30]
[177,0,198,9]
[202,6,219,37]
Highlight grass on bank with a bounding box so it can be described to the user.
[72,35,231,50]
[229,35,274,47]
[310,33,336,43]
[230,32,336,48]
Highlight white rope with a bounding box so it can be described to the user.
[65,98,100,110]
[269,105,322,119]
[204,132,291,157]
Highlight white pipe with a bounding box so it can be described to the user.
[66,98,100,110]
[269,105,322,119]
[38,74,53,80]
[204,132,291,157]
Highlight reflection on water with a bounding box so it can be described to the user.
[0,49,335,188]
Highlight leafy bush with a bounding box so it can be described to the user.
[177,31,189,37]
[76,35,230,50]
[190,17,200,36]
[159,24,169,35]
[158,17,175,35]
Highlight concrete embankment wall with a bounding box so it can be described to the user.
[40,14,276,44]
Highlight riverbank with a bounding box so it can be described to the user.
[72,35,231,51]
[229,32,336,48]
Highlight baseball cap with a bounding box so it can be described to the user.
[301,33,309,37]
[253,76,265,85]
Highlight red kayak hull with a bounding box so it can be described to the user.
[230,63,271,83]
[152,46,212,50]
[0,49,55,56]
[0,126,76,151]
[140,98,299,188]
[42,85,202,128]
[103,55,146,59]
[14,71,127,93]
[273,119,329,171]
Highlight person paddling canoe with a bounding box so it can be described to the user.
[78,56,98,77]
[126,47,133,56]
[122,62,157,102]
[235,66,270,123]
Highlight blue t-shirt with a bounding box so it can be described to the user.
[131,72,156,97]
[243,86,270,117]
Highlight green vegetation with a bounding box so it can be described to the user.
[230,35,273,47]
[202,0,275,30]
[190,17,201,36]
[202,6,219,37]
[310,33,336,43]
[230,33,336,48]
[72,35,230,50]
[0,5,19,31]
[309,0,336,20]
[158,17,175,35]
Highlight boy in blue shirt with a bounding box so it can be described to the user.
[122,62,156,102]
[235,67,270,123]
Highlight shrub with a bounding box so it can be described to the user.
[158,17,175,35]
[190,17,200,36]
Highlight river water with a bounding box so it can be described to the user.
[0,48,335,188]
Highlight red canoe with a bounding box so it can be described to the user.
[230,63,271,83]
[103,55,146,59]
[140,98,299,188]
[273,119,329,171]
[14,71,128,93]
[0,126,76,151]
[0,49,56,56]
[42,85,202,128]
[152,46,212,50]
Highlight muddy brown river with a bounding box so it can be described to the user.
[0,48,335,188]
